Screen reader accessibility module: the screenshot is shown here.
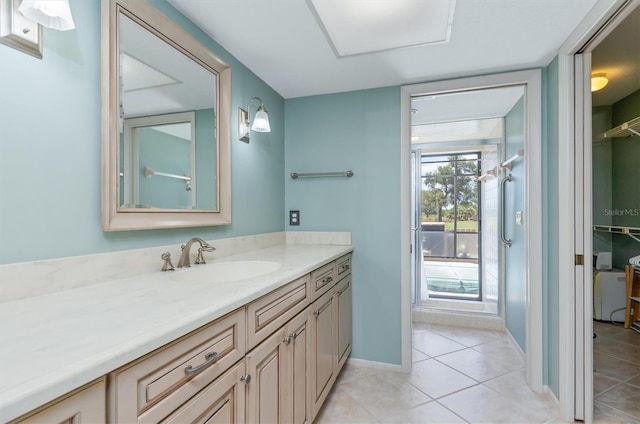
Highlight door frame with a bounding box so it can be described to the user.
[400,70,543,391]
[557,0,637,421]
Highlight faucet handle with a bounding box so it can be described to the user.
[161,252,175,271]
[195,248,206,265]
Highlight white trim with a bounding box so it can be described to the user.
[401,69,544,392]
[523,70,544,393]
[558,53,577,422]
[400,88,413,373]
[347,357,403,372]
[557,1,639,421]
[559,0,627,55]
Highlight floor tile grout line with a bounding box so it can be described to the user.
[594,398,640,421]
[432,399,473,423]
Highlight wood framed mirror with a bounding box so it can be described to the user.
[101,0,231,231]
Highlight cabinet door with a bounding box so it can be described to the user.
[283,307,311,424]
[309,289,336,420]
[245,328,287,424]
[335,275,352,373]
[161,361,246,424]
[12,379,105,424]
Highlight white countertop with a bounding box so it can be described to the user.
[0,243,352,422]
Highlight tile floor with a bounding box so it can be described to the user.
[315,321,640,423]
[315,323,559,424]
[592,320,640,423]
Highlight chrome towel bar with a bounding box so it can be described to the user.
[290,170,354,179]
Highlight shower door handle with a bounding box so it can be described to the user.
[500,174,512,248]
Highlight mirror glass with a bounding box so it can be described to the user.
[102,0,231,231]
[119,13,217,210]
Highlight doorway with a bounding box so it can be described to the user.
[413,151,483,303]
[558,2,640,421]
[400,70,543,391]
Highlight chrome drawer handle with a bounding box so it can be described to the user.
[337,285,349,295]
[283,335,292,345]
[313,299,332,317]
[184,351,219,376]
[322,276,333,284]
[241,374,252,384]
[340,264,350,272]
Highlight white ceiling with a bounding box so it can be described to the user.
[168,0,599,99]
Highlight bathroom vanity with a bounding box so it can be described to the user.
[0,244,352,423]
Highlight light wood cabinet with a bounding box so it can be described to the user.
[162,361,246,424]
[11,379,106,424]
[15,252,351,424]
[246,306,311,424]
[247,275,310,350]
[335,274,352,373]
[309,288,336,419]
[109,308,246,423]
[246,327,287,423]
[286,309,311,424]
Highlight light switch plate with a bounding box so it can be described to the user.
[515,211,523,225]
[289,210,300,226]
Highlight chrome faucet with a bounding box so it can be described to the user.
[177,237,215,268]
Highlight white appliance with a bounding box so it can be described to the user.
[593,269,626,322]
[594,251,612,270]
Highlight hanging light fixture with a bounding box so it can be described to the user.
[238,97,271,143]
[18,0,76,31]
[591,73,608,92]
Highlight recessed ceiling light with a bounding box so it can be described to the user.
[308,0,456,57]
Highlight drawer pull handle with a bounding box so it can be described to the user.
[283,335,292,345]
[313,299,332,317]
[340,264,350,272]
[322,276,333,284]
[241,374,252,384]
[337,285,349,295]
[184,351,219,376]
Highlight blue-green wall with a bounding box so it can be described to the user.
[610,89,640,270]
[543,57,560,397]
[0,0,285,265]
[137,127,192,208]
[284,87,402,365]
[504,97,527,351]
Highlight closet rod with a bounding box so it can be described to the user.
[290,170,354,179]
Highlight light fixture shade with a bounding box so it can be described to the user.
[251,106,271,133]
[19,0,76,31]
[591,74,608,92]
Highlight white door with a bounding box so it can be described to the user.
[558,1,638,421]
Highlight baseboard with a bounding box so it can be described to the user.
[413,308,505,331]
[544,385,561,409]
[505,329,526,361]
[347,357,403,372]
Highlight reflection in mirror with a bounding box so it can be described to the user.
[102,0,230,231]
[119,13,216,211]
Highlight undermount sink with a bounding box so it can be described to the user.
[191,261,280,281]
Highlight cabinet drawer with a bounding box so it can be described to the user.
[110,308,246,423]
[310,262,336,300]
[11,378,105,424]
[247,275,310,349]
[161,360,246,424]
[336,254,352,281]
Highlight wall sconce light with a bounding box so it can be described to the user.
[19,0,76,31]
[591,73,608,92]
[238,97,271,143]
[0,0,75,59]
